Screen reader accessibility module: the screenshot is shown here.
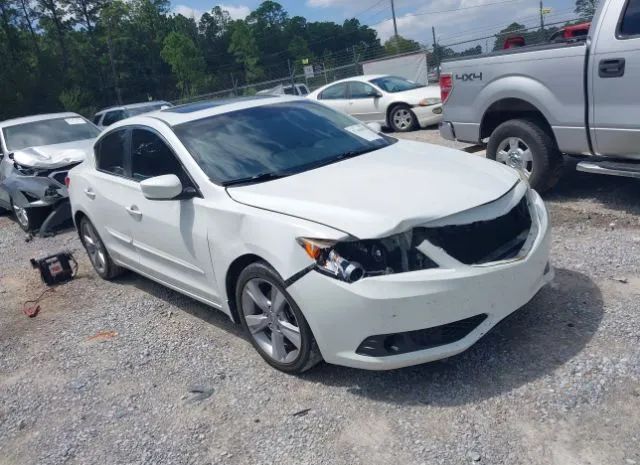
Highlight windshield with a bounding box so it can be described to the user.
[3,117,100,152]
[370,76,424,93]
[174,101,394,185]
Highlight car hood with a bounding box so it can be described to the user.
[227,140,520,238]
[390,85,440,103]
[12,139,95,169]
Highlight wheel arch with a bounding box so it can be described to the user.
[225,253,270,324]
[480,98,556,144]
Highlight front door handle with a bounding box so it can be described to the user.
[84,188,96,199]
[599,58,625,78]
[125,205,142,218]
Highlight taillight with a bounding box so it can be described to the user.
[439,73,453,104]
[65,176,71,188]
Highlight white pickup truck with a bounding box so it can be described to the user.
[439,0,640,191]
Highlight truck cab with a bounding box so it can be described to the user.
[440,0,640,191]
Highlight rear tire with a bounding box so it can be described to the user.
[236,261,322,374]
[79,216,124,280]
[487,118,563,192]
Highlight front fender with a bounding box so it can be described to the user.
[3,174,67,208]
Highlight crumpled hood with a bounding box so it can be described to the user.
[227,140,520,238]
[12,139,95,169]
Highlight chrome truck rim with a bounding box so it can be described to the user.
[241,278,301,363]
[496,137,533,177]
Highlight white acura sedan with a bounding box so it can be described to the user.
[68,96,553,373]
[307,75,442,132]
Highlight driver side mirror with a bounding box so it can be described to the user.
[140,174,185,200]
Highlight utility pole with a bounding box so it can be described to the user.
[390,0,398,38]
[432,26,439,77]
[539,0,544,33]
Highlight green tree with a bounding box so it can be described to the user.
[384,35,421,55]
[160,31,206,97]
[575,0,598,19]
[228,20,263,83]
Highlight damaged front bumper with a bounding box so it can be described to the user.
[3,168,73,236]
[286,189,553,370]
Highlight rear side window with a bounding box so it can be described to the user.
[130,129,186,182]
[102,110,126,126]
[620,0,640,37]
[319,83,348,100]
[96,130,128,176]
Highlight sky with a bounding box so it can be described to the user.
[172,0,579,51]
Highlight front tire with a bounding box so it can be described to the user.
[79,217,124,280]
[487,118,563,192]
[236,262,321,374]
[11,201,48,233]
[389,104,417,132]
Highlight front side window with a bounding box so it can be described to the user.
[319,83,348,100]
[620,0,640,37]
[131,129,186,182]
[349,82,379,99]
[174,101,394,185]
[102,110,126,126]
[96,129,128,176]
[3,117,100,152]
[369,76,424,93]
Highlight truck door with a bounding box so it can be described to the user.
[590,0,640,156]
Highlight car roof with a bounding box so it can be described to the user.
[132,95,297,127]
[0,112,81,129]
[95,101,170,116]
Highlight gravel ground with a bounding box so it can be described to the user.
[1,128,640,465]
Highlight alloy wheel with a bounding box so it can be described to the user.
[392,108,414,131]
[496,137,533,177]
[241,278,302,364]
[81,221,107,274]
[12,203,29,228]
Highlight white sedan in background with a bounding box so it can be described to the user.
[308,74,443,132]
[69,96,552,374]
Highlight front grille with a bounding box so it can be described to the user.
[356,314,488,357]
[419,196,532,265]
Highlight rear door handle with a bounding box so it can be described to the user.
[599,58,625,78]
[84,188,96,199]
[125,205,142,218]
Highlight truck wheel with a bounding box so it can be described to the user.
[487,119,563,192]
[389,104,417,132]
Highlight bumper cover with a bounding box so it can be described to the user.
[414,104,443,128]
[287,191,552,370]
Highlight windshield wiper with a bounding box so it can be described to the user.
[222,171,292,187]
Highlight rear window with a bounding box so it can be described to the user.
[3,117,100,152]
[102,110,126,126]
[619,0,640,37]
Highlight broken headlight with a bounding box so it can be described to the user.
[297,231,438,283]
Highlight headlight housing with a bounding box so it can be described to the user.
[297,231,438,283]
[418,97,441,106]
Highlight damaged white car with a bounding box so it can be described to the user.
[0,113,100,234]
[68,96,553,373]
